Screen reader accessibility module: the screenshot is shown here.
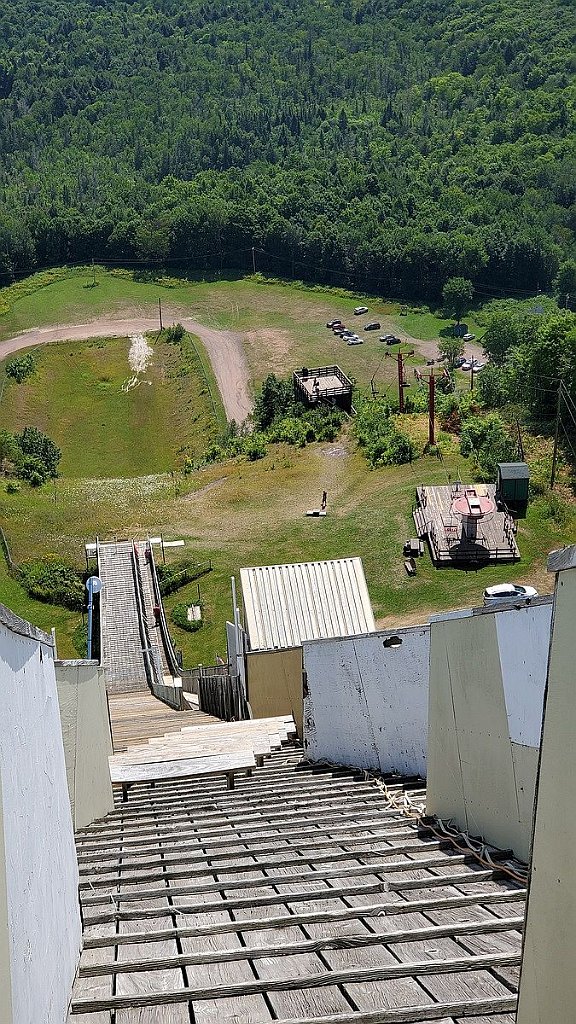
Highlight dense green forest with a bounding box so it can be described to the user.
[0,0,574,296]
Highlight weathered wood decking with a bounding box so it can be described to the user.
[69,745,525,1023]
[107,690,220,753]
[414,485,520,565]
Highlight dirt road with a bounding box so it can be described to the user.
[0,315,252,425]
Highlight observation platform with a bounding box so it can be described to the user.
[414,483,520,565]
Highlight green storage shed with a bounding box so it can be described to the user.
[496,462,530,508]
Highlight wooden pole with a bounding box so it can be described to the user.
[428,374,435,446]
[158,298,163,331]
[252,247,256,274]
[550,383,562,490]
[397,352,404,413]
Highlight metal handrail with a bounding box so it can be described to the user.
[146,541,181,679]
[130,544,159,695]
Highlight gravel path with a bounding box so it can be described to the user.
[0,315,252,425]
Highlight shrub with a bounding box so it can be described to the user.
[19,556,85,609]
[6,352,35,382]
[171,601,203,632]
[5,480,20,494]
[157,558,211,595]
[353,397,414,468]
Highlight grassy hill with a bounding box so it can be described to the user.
[0,269,572,662]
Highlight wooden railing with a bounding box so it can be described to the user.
[197,671,249,722]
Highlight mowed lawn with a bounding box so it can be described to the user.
[0,335,219,477]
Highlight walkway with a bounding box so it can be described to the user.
[107,690,220,753]
[68,748,524,1023]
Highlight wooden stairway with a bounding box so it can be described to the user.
[69,744,525,1023]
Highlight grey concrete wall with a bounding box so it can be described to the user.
[303,626,430,776]
[0,606,81,1024]
[56,659,114,829]
[517,556,576,1023]
[427,600,552,862]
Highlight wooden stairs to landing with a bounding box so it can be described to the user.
[109,715,298,796]
[70,745,526,1023]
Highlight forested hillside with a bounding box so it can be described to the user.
[0,0,574,296]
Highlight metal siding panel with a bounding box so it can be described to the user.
[241,558,375,651]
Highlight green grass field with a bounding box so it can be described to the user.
[0,333,222,477]
[0,268,571,664]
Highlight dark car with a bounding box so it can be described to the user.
[380,334,401,345]
[364,321,381,331]
[326,319,343,329]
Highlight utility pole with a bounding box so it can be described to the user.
[91,258,96,287]
[252,246,256,274]
[428,373,436,446]
[397,352,405,413]
[470,362,475,390]
[550,383,562,490]
[158,297,163,331]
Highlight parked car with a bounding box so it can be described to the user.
[461,361,473,371]
[472,361,485,371]
[333,328,347,336]
[326,319,343,329]
[385,336,401,345]
[463,332,476,341]
[347,336,363,345]
[354,305,369,315]
[364,321,381,331]
[483,583,539,605]
[454,356,467,368]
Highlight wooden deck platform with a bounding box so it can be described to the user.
[69,747,525,1023]
[414,484,520,565]
[107,690,221,753]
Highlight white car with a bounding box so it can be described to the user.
[347,336,363,345]
[463,332,476,341]
[461,361,472,371]
[353,306,369,315]
[483,583,539,605]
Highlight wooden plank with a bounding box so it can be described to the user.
[83,892,525,949]
[79,836,447,880]
[83,878,523,928]
[169,873,273,1024]
[69,923,115,1024]
[81,852,474,905]
[110,742,263,767]
[80,841,453,890]
[115,879,189,1024]
[109,751,256,784]
[223,865,353,1020]
[78,826,430,870]
[71,952,521,1013]
[80,917,524,978]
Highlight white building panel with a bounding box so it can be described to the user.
[495,601,552,747]
[303,626,429,776]
[0,606,81,1024]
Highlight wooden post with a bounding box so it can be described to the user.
[428,374,435,446]
[550,383,562,490]
[397,352,404,413]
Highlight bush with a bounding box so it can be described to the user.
[19,556,85,609]
[460,413,516,479]
[171,601,203,632]
[353,397,414,468]
[5,480,20,493]
[157,558,211,595]
[6,353,35,382]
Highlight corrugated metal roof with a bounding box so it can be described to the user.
[240,558,375,651]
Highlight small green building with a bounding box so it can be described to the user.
[496,462,530,509]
